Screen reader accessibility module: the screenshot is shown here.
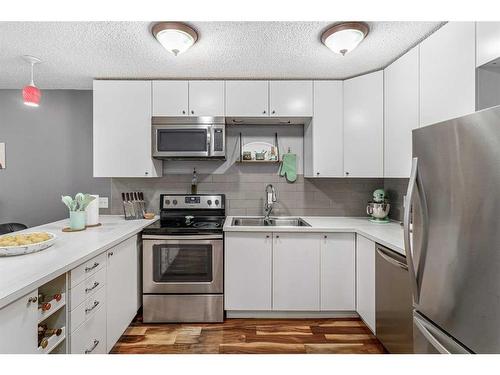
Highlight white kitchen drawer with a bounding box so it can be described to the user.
[70,287,105,333]
[71,303,106,354]
[70,252,107,288]
[70,267,106,310]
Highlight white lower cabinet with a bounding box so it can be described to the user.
[273,233,321,310]
[68,235,139,353]
[224,232,273,310]
[71,304,107,354]
[320,233,356,311]
[225,231,357,313]
[0,290,38,354]
[106,236,140,352]
[356,235,376,333]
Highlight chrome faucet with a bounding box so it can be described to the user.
[264,184,277,220]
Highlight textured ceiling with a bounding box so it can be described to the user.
[0,21,444,89]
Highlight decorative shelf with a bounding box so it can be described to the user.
[236,160,280,164]
[37,326,66,354]
[38,292,66,323]
[238,132,280,163]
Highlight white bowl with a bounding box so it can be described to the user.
[0,232,57,257]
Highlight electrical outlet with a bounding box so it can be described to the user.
[99,197,109,209]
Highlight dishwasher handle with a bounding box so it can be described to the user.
[376,246,408,270]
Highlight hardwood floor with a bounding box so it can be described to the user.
[111,315,386,354]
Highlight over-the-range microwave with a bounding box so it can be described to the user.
[152,116,226,159]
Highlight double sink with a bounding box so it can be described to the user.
[231,217,311,227]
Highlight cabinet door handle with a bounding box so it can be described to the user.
[345,171,350,176]
[85,281,100,293]
[85,300,100,314]
[108,251,114,257]
[263,110,267,114]
[275,235,280,239]
[85,262,99,272]
[182,110,186,114]
[85,339,100,354]
[266,235,270,238]
[316,172,320,176]
[191,110,195,115]
[324,235,328,239]
[271,110,276,114]
[28,296,38,303]
[145,171,149,176]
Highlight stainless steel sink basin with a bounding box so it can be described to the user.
[231,217,311,227]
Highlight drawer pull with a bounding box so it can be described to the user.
[85,262,99,272]
[85,339,100,354]
[85,281,100,293]
[85,300,100,314]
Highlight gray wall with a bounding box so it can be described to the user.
[111,167,384,217]
[0,90,110,227]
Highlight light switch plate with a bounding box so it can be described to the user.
[99,197,109,209]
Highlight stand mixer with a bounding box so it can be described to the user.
[366,188,390,223]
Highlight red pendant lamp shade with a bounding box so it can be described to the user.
[23,84,41,107]
[22,56,42,107]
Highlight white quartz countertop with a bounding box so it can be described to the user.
[223,216,405,256]
[0,215,158,309]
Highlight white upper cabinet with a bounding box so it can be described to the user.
[384,46,420,178]
[152,81,189,116]
[269,81,313,117]
[419,22,476,127]
[320,233,356,311]
[188,80,225,116]
[93,80,162,178]
[304,81,343,178]
[476,22,500,67]
[343,71,384,178]
[273,233,320,311]
[225,81,269,116]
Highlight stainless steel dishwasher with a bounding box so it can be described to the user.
[375,244,413,353]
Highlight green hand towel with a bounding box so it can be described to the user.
[279,153,297,183]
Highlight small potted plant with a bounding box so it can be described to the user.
[61,193,96,230]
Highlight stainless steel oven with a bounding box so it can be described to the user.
[152,117,225,159]
[142,234,223,294]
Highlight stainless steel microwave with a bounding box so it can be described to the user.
[152,117,226,159]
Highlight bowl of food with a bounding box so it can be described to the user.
[0,232,56,257]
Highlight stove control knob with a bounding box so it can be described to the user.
[173,200,178,205]
[215,199,220,206]
[207,200,212,205]
[165,200,171,205]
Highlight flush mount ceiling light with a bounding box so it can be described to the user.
[22,55,42,107]
[321,22,369,56]
[152,22,198,56]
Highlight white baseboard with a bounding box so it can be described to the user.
[225,311,359,319]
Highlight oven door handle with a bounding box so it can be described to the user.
[142,234,223,240]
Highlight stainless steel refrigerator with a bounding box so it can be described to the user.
[404,106,500,354]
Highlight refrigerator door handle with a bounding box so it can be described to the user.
[404,157,421,304]
[413,313,471,354]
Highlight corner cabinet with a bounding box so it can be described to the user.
[93,80,162,178]
[343,71,384,178]
[304,81,343,178]
[419,22,476,127]
[384,46,420,178]
[356,235,376,333]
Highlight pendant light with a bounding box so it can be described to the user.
[22,55,42,107]
[321,22,369,56]
[152,22,198,56]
